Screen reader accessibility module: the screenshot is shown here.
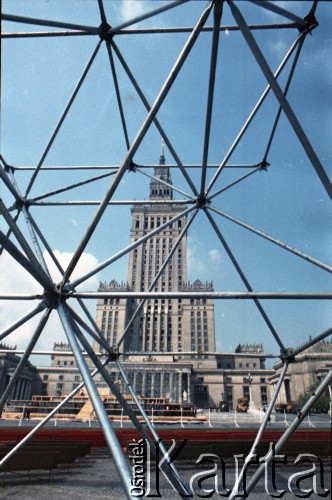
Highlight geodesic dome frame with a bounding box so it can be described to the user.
[1,1,331,497]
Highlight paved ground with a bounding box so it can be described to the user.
[1,448,330,499]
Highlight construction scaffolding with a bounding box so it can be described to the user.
[1,1,331,498]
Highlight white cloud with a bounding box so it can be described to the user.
[187,247,205,276]
[187,239,222,278]
[119,0,147,23]
[0,249,100,351]
[208,249,221,262]
[44,249,99,291]
[268,38,288,57]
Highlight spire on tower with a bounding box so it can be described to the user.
[160,139,165,165]
[149,140,172,200]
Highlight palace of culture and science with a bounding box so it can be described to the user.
[3,148,330,409]
[94,144,217,405]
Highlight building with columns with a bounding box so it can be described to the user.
[0,343,42,401]
[270,340,332,404]
[7,149,329,410]
[93,145,217,404]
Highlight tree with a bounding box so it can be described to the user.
[297,382,330,413]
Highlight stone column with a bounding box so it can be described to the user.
[142,372,146,397]
[13,377,19,400]
[169,371,174,402]
[14,377,22,400]
[25,380,31,400]
[19,378,26,399]
[178,372,183,403]
[133,371,137,393]
[160,371,165,398]
[151,372,155,398]
[187,373,191,403]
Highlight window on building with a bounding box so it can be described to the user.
[261,386,268,404]
[43,374,48,381]
[243,386,250,398]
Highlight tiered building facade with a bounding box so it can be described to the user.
[5,148,330,409]
[93,146,216,404]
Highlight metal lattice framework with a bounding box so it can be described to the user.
[1,1,331,498]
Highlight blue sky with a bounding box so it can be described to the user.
[1,1,331,365]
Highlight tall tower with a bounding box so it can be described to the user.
[124,143,189,356]
[95,145,216,403]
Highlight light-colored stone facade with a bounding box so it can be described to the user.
[10,151,331,410]
[0,343,42,402]
[91,148,217,403]
[270,340,332,404]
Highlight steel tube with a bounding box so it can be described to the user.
[66,204,196,290]
[28,199,189,206]
[207,29,306,195]
[209,164,263,199]
[105,42,130,150]
[111,40,198,196]
[285,326,332,360]
[229,362,289,499]
[72,325,189,496]
[28,211,66,276]
[2,13,99,33]
[0,294,42,301]
[0,309,50,412]
[71,291,332,300]
[25,41,102,197]
[0,360,111,470]
[111,23,299,35]
[262,37,305,163]
[205,210,286,353]
[97,0,107,24]
[200,0,223,196]
[2,30,94,38]
[116,359,190,497]
[245,369,332,496]
[228,0,332,199]
[0,350,277,358]
[57,303,136,500]
[8,169,52,280]
[0,302,45,341]
[0,200,46,274]
[0,231,53,290]
[62,3,212,286]
[117,210,197,347]
[10,163,260,171]
[210,206,332,273]
[1,24,299,38]
[0,162,21,201]
[108,0,187,34]
[29,171,116,203]
[66,304,115,354]
[136,167,194,201]
[250,1,306,26]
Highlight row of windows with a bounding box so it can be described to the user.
[238,362,258,368]
[55,360,75,367]
[138,216,183,230]
[103,298,120,305]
